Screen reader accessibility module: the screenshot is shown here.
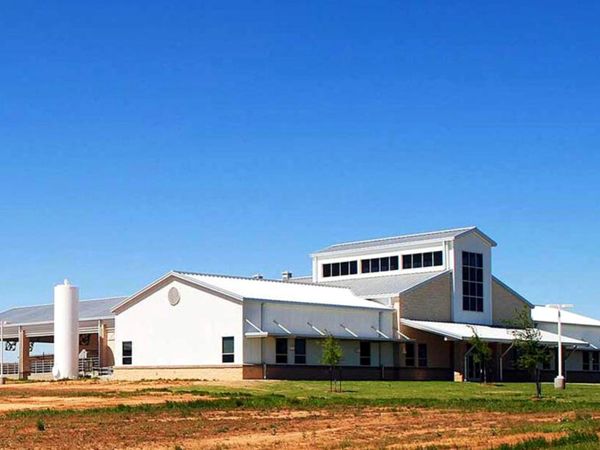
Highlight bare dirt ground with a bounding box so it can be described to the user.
[0,379,205,413]
[0,380,592,449]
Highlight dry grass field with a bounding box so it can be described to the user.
[1,379,599,449]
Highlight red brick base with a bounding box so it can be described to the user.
[243,364,453,381]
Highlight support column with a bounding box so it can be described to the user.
[453,342,465,382]
[490,343,502,382]
[97,321,111,367]
[18,327,30,380]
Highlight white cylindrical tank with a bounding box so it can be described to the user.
[52,279,79,380]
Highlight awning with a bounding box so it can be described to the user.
[243,331,398,341]
[244,317,407,342]
[401,319,590,347]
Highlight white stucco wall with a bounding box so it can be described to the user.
[537,321,600,371]
[115,279,243,367]
[242,300,394,366]
[248,337,393,367]
[244,300,392,342]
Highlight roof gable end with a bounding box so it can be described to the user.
[111,271,243,315]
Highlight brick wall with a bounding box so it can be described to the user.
[398,327,453,369]
[396,272,452,322]
[492,278,531,326]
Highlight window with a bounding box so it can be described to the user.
[349,260,358,275]
[360,341,371,366]
[276,338,288,364]
[583,351,600,371]
[222,337,234,363]
[418,344,428,367]
[413,253,422,268]
[294,338,306,364]
[361,256,400,274]
[380,257,389,272]
[332,263,340,277]
[370,258,380,272]
[322,260,358,278]
[340,261,349,276]
[423,252,433,267]
[361,259,370,273]
[405,342,415,367]
[462,251,484,312]
[122,341,132,365]
[402,251,443,270]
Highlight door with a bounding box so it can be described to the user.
[467,352,482,381]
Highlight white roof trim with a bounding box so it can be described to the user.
[532,306,600,327]
[492,276,534,308]
[243,331,398,341]
[312,226,497,256]
[113,271,393,315]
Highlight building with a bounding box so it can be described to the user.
[533,306,600,383]
[111,271,396,380]
[0,226,594,382]
[304,226,588,381]
[0,297,123,378]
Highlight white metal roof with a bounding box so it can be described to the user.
[401,319,589,346]
[0,296,125,326]
[175,272,392,310]
[532,306,600,327]
[312,226,497,255]
[320,270,450,297]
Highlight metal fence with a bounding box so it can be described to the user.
[30,358,54,374]
[29,357,102,376]
[0,362,18,375]
[1,357,113,377]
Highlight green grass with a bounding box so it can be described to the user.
[6,381,600,419]
[171,381,600,413]
[495,431,599,449]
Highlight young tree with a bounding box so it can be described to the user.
[321,335,343,392]
[510,307,551,399]
[468,328,492,383]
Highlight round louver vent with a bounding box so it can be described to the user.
[168,287,181,306]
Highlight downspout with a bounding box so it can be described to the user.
[97,320,102,370]
[378,312,383,379]
[260,302,266,380]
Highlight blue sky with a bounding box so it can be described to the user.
[1,1,599,318]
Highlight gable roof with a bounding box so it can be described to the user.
[112,271,392,314]
[0,296,126,326]
[320,270,450,298]
[312,226,496,255]
[532,306,600,327]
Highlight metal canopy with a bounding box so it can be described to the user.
[401,318,590,348]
